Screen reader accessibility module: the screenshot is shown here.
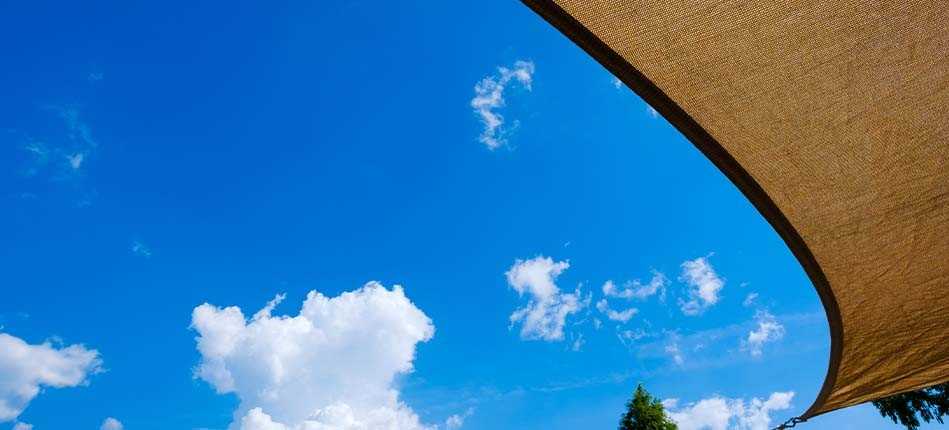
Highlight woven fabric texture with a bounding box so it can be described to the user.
[526,0,948,417]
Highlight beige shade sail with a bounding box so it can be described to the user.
[521,0,949,418]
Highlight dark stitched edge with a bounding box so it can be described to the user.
[519,0,844,418]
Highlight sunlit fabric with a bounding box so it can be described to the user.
[521,0,948,417]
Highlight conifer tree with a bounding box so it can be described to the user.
[619,384,678,430]
[872,383,949,430]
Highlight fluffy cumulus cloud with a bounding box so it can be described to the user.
[667,391,794,430]
[0,333,102,422]
[506,256,588,341]
[743,311,785,357]
[191,282,435,430]
[602,272,668,301]
[100,417,123,430]
[678,257,725,315]
[470,60,535,149]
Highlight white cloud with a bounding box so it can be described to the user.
[743,311,785,357]
[14,105,100,204]
[636,312,822,370]
[445,415,463,429]
[13,422,32,430]
[670,397,731,430]
[445,407,475,429]
[678,257,725,315]
[571,333,585,352]
[100,417,124,430]
[506,256,588,341]
[471,60,535,150]
[19,141,50,178]
[191,282,435,430]
[618,329,647,342]
[616,328,648,349]
[665,340,685,366]
[57,106,98,150]
[595,299,638,323]
[240,407,288,430]
[662,398,679,409]
[647,105,660,118]
[0,333,102,422]
[611,77,623,89]
[131,240,152,258]
[738,392,795,430]
[742,293,758,307]
[67,152,85,170]
[667,391,794,430]
[602,272,668,301]
[49,106,98,178]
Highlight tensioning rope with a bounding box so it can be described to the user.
[771,416,807,430]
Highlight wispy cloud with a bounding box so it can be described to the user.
[0,312,30,332]
[647,105,660,118]
[611,74,660,121]
[596,298,638,323]
[636,311,819,370]
[66,152,84,170]
[639,325,743,369]
[602,271,668,301]
[445,407,474,429]
[19,140,49,177]
[678,256,725,315]
[130,240,152,258]
[665,337,685,366]
[617,328,649,349]
[570,333,585,352]
[471,60,535,150]
[12,105,100,205]
[743,310,785,357]
[742,292,758,307]
[55,105,98,155]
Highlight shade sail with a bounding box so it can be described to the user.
[521,0,949,418]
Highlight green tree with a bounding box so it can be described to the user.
[872,383,949,430]
[619,384,678,430]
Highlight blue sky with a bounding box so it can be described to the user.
[0,1,929,429]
